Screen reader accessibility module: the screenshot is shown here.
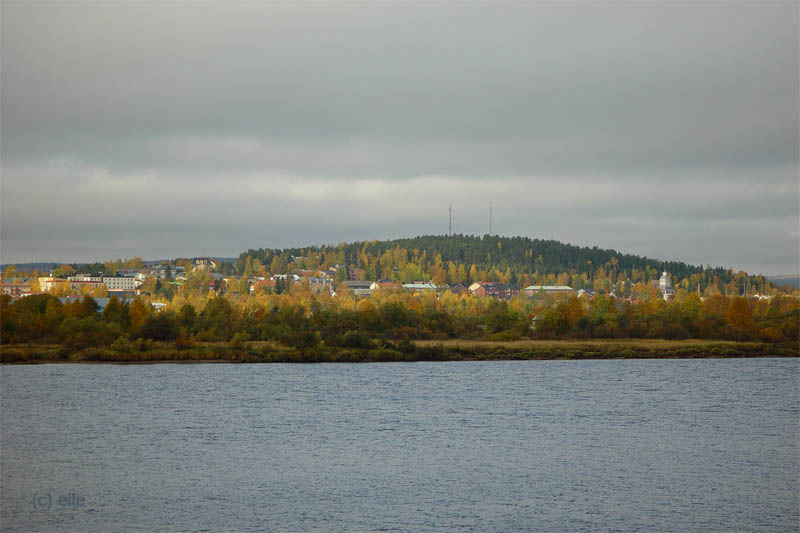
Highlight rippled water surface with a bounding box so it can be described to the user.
[1,359,798,532]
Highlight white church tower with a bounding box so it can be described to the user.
[659,271,674,300]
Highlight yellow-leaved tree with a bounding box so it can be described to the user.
[726,297,754,330]
[129,297,151,335]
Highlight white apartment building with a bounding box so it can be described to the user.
[103,276,137,291]
[68,275,104,283]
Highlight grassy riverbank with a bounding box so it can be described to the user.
[1,338,796,364]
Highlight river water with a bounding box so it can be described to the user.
[1,359,798,532]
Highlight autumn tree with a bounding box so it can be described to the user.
[726,297,754,330]
[2,265,17,279]
[129,297,151,335]
[139,276,158,294]
[555,296,584,332]
[53,264,75,277]
[103,296,130,328]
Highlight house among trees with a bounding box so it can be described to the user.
[308,277,334,294]
[1,279,31,301]
[468,282,519,300]
[148,264,184,280]
[402,282,438,293]
[576,289,594,300]
[524,285,575,297]
[371,280,400,291]
[440,283,467,295]
[342,280,373,297]
[272,274,301,282]
[327,264,344,276]
[38,276,69,293]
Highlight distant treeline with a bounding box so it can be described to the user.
[768,276,800,289]
[0,263,57,274]
[2,290,797,357]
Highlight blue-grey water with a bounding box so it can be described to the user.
[1,359,798,532]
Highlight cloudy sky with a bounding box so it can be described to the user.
[1,2,798,275]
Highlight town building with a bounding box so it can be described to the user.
[116,269,146,280]
[38,277,69,293]
[308,277,334,294]
[244,277,266,294]
[67,274,106,293]
[524,285,575,297]
[326,264,345,278]
[341,280,373,297]
[148,265,185,280]
[655,271,675,300]
[103,276,138,291]
[271,274,302,282]
[249,278,273,294]
[370,280,401,291]
[402,282,438,293]
[68,275,103,283]
[69,280,106,293]
[439,283,467,295]
[468,282,519,300]
[1,280,31,301]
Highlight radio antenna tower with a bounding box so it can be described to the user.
[449,204,452,236]
[489,201,493,235]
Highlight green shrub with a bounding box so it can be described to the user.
[341,330,373,349]
[111,335,135,354]
[758,326,786,343]
[175,332,193,350]
[134,338,151,352]
[230,332,249,351]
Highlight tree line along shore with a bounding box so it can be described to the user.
[3,234,798,364]
[1,289,797,363]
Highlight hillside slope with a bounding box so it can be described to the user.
[238,234,773,294]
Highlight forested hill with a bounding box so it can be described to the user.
[237,234,773,295]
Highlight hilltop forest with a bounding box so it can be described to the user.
[236,234,773,295]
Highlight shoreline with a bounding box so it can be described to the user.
[2,339,797,364]
[2,355,796,365]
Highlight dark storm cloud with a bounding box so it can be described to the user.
[1,2,797,274]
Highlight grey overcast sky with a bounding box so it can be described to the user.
[1,2,798,274]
